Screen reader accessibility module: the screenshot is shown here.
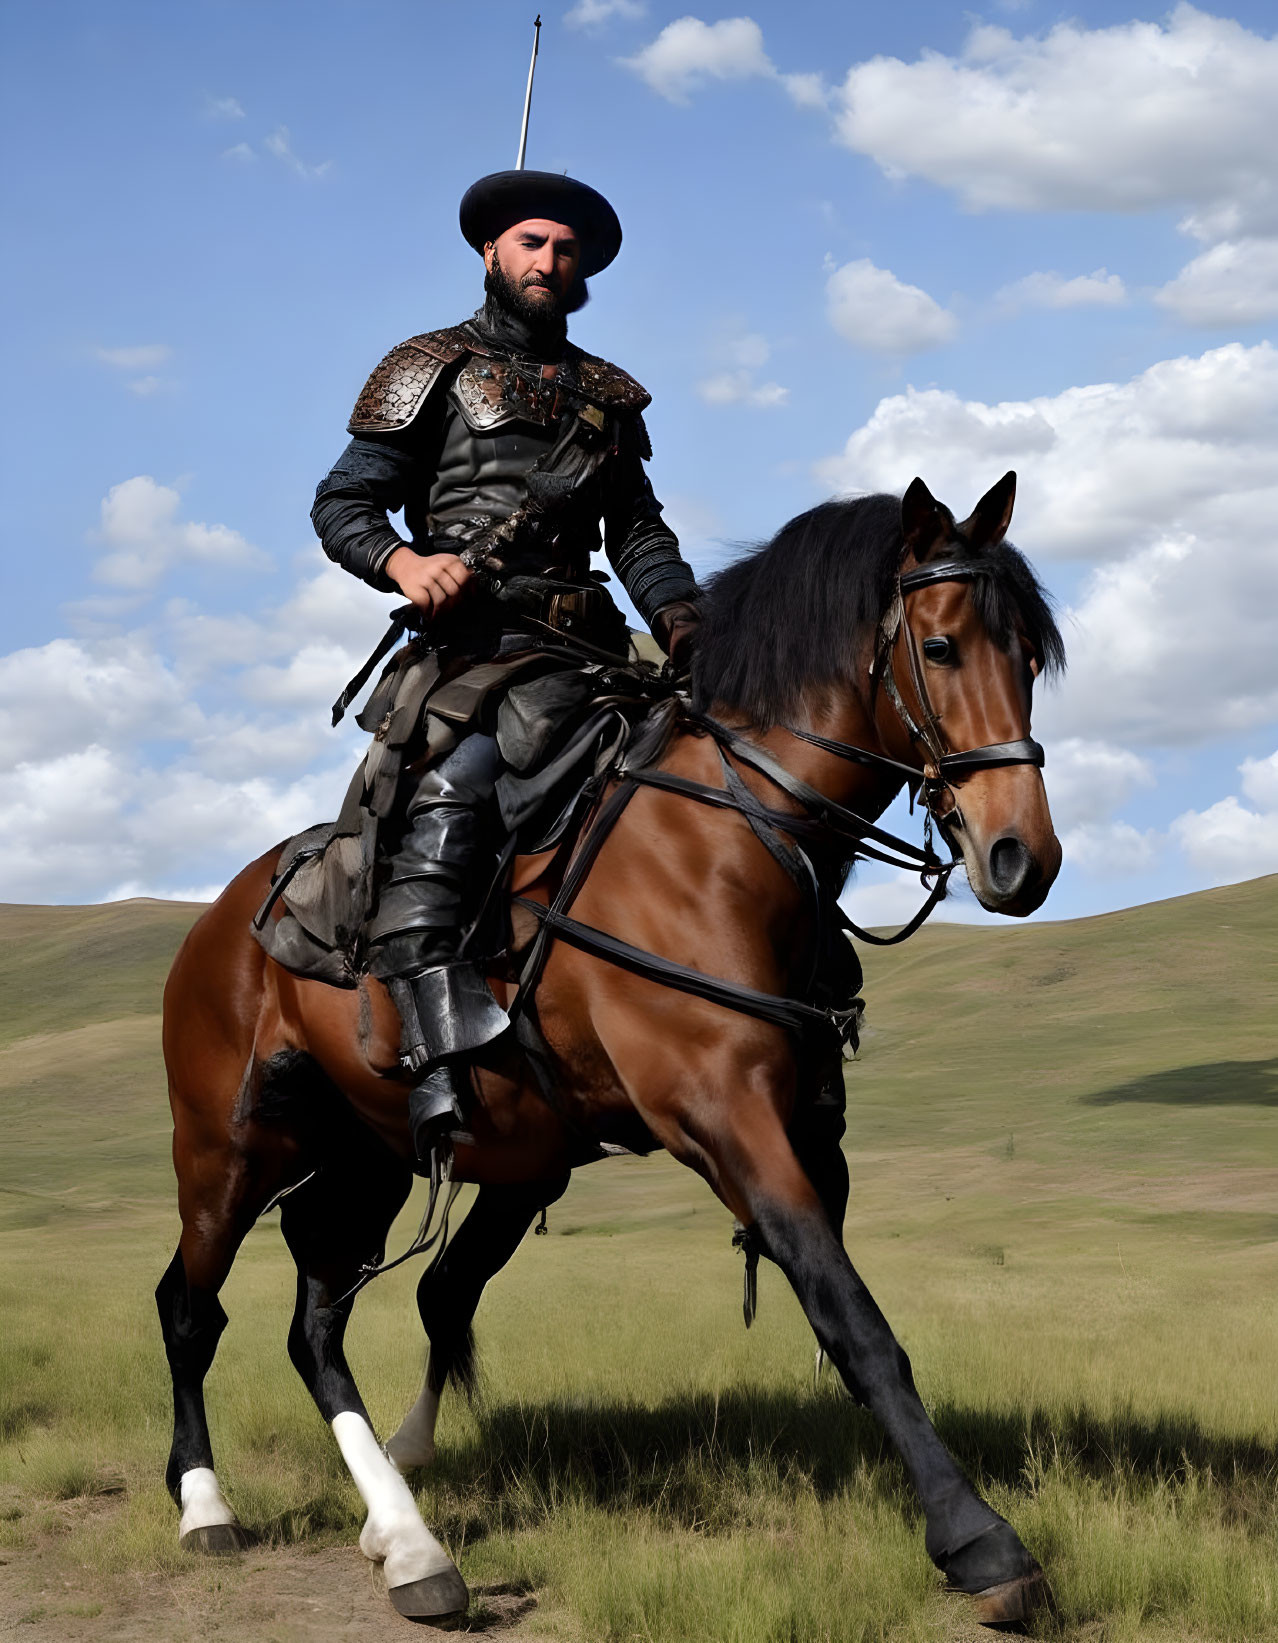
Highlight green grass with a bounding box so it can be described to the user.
[1,879,1275,1640]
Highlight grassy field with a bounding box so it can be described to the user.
[0,879,1275,1641]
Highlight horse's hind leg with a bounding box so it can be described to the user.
[386,1174,570,1471]
[279,1136,469,1623]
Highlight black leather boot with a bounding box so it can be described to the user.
[368,734,510,1171]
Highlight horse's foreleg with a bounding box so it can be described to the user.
[679,1076,1047,1627]
[279,1153,469,1623]
[386,1174,570,1471]
[789,1079,850,1239]
[156,1146,273,1554]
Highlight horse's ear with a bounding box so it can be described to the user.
[958,471,1016,550]
[900,477,951,561]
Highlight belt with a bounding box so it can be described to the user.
[484,574,625,645]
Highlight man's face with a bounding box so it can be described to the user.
[484,218,581,311]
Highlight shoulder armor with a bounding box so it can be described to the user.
[569,349,651,414]
[348,326,476,434]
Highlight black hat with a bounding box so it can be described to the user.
[459,171,622,278]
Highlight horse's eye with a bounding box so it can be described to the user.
[923,636,956,664]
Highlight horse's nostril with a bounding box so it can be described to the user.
[989,836,1034,898]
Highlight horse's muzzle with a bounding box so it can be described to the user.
[969,831,1060,917]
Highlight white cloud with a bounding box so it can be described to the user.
[834,6,1278,238]
[696,371,788,408]
[696,330,789,408]
[698,330,793,407]
[1062,820,1159,877]
[1240,751,1278,811]
[0,550,391,903]
[1171,774,1278,883]
[624,16,770,101]
[565,0,645,26]
[222,142,255,164]
[816,341,1278,751]
[127,375,164,397]
[264,126,330,181]
[0,637,198,767]
[997,269,1127,310]
[0,744,348,904]
[94,343,173,371]
[825,259,957,354]
[817,341,1278,563]
[622,15,821,108]
[93,476,267,589]
[1047,535,1278,749]
[1043,739,1154,832]
[1156,236,1278,326]
[204,95,245,120]
[780,71,827,111]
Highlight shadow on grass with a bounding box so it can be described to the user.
[419,1386,1277,1542]
[1083,1057,1278,1106]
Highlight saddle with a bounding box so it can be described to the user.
[251,644,674,991]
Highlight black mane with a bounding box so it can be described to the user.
[690,493,1065,727]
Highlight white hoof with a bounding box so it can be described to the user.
[178,1467,246,1554]
[332,1411,457,1589]
[359,1512,457,1589]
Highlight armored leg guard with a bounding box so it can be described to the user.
[367,735,510,1167]
[385,963,510,1157]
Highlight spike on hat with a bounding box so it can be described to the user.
[459,171,622,278]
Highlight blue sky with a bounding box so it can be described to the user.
[2,0,1276,925]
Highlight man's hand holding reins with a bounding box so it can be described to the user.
[387,546,472,617]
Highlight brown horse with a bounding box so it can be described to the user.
[158,473,1064,1627]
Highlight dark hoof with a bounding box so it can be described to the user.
[180,1522,249,1556]
[969,1568,1055,1630]
[943,1520,1038,1592]
[388,1566,470,1624]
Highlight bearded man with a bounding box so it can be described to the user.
[310,170,700,1164]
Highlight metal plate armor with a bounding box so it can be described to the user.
[347,324,651,436]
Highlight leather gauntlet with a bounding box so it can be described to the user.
[653,600,701,668]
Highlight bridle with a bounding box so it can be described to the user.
[784,559,1045,840]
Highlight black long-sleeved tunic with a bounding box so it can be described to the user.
[311,305,699,630]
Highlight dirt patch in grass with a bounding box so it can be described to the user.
[0,1508,548,1643]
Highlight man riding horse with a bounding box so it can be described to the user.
[310,169,700,1165]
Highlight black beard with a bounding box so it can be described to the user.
[484,250,568,332]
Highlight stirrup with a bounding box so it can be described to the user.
[408,1061,467,1164]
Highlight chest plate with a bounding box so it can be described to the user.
[450,359,585,433]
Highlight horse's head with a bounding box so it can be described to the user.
[878,472,1063,917]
